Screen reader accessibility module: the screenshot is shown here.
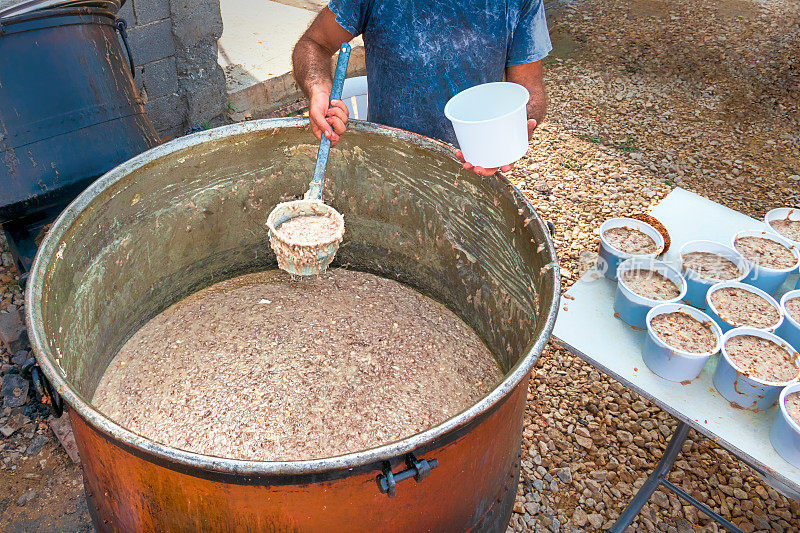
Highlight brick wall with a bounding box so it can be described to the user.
[117,0,227,139]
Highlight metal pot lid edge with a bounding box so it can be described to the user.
[0,0,120,20]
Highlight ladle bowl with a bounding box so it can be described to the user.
[266,199,345,275]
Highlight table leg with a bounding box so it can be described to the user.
[609,421,744,533]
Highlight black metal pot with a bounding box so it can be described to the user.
[0,4,158,225]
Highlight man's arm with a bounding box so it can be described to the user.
[292,7,355,146]
[458,60,548,177]
[506,60,547,128]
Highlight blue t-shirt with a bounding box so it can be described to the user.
[328,0,552,145]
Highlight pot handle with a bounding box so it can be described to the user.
[115,19,136,78]
[376,453,439,497]
[21,358,64,417]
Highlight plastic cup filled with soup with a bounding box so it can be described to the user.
[770,382,800,468]
[614,258,686,329]
[679,240,749,309]
[643,303,722,382]
[732,230,799,295]
[765,207,800,246]
[705,281,784,334]
[598,218,665,281]
[777,289,800,353]
[713,327,799,410]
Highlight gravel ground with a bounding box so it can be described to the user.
[505,0,799,531]
[0,232,91,531]
[2,0,799,530]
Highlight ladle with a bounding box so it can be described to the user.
[267,42,351,275]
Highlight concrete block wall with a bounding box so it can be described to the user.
[117,0,227,139]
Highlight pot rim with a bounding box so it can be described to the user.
[26,117,561,476]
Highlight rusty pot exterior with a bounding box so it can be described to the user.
[26,119,559,531]
[72,379,526,532]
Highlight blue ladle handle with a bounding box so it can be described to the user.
[306,42,351,201]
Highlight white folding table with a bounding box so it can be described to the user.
[552,188,800,532]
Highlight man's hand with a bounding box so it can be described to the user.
[293,8,355,147]
[456,119,538,176]
[456,59,548,177]
[309,90,349,147]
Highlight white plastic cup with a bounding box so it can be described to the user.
[614,258,687,329]
[777,290,800,353]
[678,240,749,309]
[705,281,784,334]
[713,327,799,410]
[643,303,722,382]
[598,217,665,281]
[770,382,800,468]
[444,82,530,168]
[764,207,800,246]
[732,230,800,295]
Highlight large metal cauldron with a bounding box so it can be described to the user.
[26,119,559,531]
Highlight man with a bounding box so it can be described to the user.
[293,0,551,176]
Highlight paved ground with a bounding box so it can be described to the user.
[219,0,317,89]
[1,0,799,531]
[219,0,365,121]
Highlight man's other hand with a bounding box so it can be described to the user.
[309,91,349,147]
[456,119,537,176]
